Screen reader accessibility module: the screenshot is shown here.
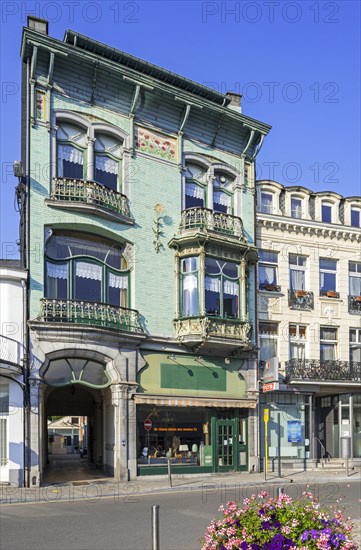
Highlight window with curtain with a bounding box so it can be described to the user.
[259,322,278,362]
[291,197,302,219]
[351,208,360,228]
[320,259,337,292]
[350,329,361,362]
[184,163,207,209]
[94,133,122,191]
[289,254,307,291]
[56,123,86,179]
[180,257,199,317]
[258,250,278,288]
[320,327,337,361]
[213,173,233,214]
[260,192,273,213]
[289,324,306,360]
[205,258,239,318]
[45,231,130,307]
[349,262,361,296]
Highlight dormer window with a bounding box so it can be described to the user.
[322,202,332,223]
[291,197,302,219]
[260,192,273,214]
[351,207,360,228]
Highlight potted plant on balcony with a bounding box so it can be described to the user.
[326,290,338,298]
[355,296,361,302]
[295,290,307,297]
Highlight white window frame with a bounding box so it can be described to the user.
[259,322,279,362]
[258,250,279,290]
[289,254,307,291]
[320,326,338,362]
[350,328,361,363]
[351,207,361,228]
[349,262,361,297]
[319,258,338,295]
[289,324,307,360]
[321,201,333,223]
[291,196,302,219]
[260,191,274,214]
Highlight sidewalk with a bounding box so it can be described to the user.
[1,466,360,505]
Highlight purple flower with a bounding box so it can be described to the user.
[261,521,272,530]
[301,531,309,542]
[310,529,319,540]
[251,545,261,550]
[240,542,248,550]
[322,527,332,536]
[273,521,281,529]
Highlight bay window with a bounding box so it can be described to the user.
[180,257,199,316]
[45,231,129,307]
[205,258,239,317]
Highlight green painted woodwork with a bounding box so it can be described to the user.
[160,362,226,392]
[138,352,247,398]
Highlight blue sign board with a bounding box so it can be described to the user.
[287,420,302,443]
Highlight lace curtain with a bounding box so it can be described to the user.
[290,269,305,291]
[205,276,220,293]
[76,262,102,281]
[223,280,239,296]
[214,191,231,207]
[96,155,118,175]
[47,262,68,279]
[109,273,128,289]
[58,144,83,164]
[185,183,204,199]
[259,266,276,285]
[183,274,198,291]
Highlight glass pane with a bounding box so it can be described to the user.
[46,262,68,299]
[75,262,102,302]
[259,265,276,285]
[351,209,360,227]
[322,204,332,223]
[213,191,230,214]
[261,193,273,213]
[291,198,302,218]
[61,160,83,179]
[95,167,117,190]
[108,287,127,307]
[205,258,221,275]
[320,259,337,270]
[259,251,277,263]
[320,272,336,291]
[320,344,336,361]
[223,262,238,278]
[182,257,197,273]
[185,183,204,209]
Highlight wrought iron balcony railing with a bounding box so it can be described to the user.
[50,178,131,217]
[348,295,361,314]
[174,315,252,344]
[179,208,246,240]
[288,289,314,310]
[285,358,361,382]
[39,298,143,333]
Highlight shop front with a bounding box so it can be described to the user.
[135,352,256,475]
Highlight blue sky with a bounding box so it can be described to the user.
[1,0,360,258]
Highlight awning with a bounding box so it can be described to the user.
[134,394,256,409]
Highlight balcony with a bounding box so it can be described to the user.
[178,208,246,241]
[174,315,252,354]
[349,295,361,314]
[285,358,361,382]
[38,298,144,333]
[288,290,314,310]
[0,335,23,372]
[46,178,133,223]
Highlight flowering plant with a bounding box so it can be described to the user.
[201,491,357,550]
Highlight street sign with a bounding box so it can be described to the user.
[144,418,152,431]
[264,408,269,422]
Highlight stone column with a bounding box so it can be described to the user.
[128,385,138,480]
[87,137,95,181]
[28,378,42,486]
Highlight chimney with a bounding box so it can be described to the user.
[226,92,242,113]
[27,16,48,34]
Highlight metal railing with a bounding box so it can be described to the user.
[313,436,326,466]
[348,295,361,314]
[0,335,23,366]
[50,177,131,217]
[39,298,143,333]
[285,358,361,382]
[179,208,246,240]
[288,289,314,310]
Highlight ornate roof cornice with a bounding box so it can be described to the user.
[257,216,361,242]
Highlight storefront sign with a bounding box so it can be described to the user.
[153,427,198,432]
[144,419,152,431]
[263,382,279,392]
[287,420,302,443]
[202,445,212,466]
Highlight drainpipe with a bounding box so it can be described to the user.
[253,163,261,470]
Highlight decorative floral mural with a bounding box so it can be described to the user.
[135,127,177,162]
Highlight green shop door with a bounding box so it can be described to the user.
[215,419,238,472]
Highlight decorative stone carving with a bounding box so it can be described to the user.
[135,126,177,162]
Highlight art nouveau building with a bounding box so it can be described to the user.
[256,180,361,466]
[18,17,270,485]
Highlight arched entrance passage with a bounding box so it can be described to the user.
[41,356,113,484]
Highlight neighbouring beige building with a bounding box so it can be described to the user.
[256,180,361,467]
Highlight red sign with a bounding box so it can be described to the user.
[144,419,152,431]
[263,382,279,393]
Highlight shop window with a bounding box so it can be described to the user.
[45,231,129,307]
[322,202,332,223]
[350,329,361,362]
[351,208,360,228]
[259,322,278,362]
[320,327,337,361]
[349,262,361,296]
[291,197,302,219]
[319,259,337,295]
[258,250,279,290]
[289,254,307,291]
[260,192,273,214]
[289,324,306,360]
